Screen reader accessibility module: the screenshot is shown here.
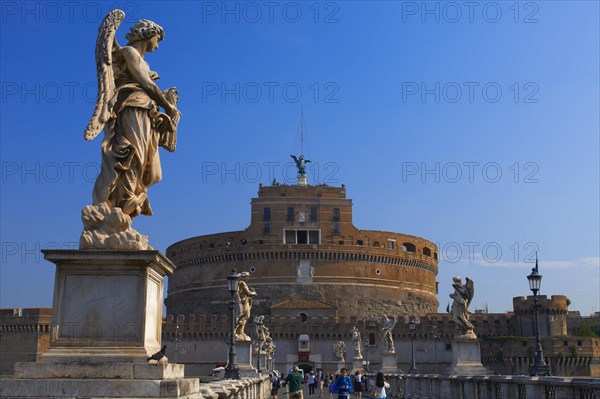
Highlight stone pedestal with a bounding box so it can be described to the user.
[298,174,307,186]
[236,341,257,376]
[353,359,364,372]
[0,250,206,399]
[443,338,491,376]
[40,250,173,363]
[381,352,398,373]
[1,363,201,398]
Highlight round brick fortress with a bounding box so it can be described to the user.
[166,183,439,319]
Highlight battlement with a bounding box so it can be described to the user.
[513,295,569,314]
[257,183,347,199]
[0,308,53,334]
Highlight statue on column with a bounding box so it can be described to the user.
[234,272,257,341]
[450,276,476,339]
[351,326,363,360]
[380,315,396,354]
[80,9,181,250]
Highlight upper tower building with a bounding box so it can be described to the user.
[166,177,440,319]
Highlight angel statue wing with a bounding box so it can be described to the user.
[381,315,396,330]
[465,277,475,308]
[83,9,125,141]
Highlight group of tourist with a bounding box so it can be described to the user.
[270,367,391,399]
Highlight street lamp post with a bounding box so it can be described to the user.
[255,317,264,373]
[408,317,418,374]
[430,325,438,374]
[173,323,182,364]
[364,338,370,373]
[270,343,276,372]
[225,269,241,379]
[527,256,551,376]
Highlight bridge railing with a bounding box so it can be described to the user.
[401,374,600,399]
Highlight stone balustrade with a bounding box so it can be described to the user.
[401,374,600,399]
[201,375,272,399]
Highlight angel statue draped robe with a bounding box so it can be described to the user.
[450,276,476,338]
[79,9,180,250]
[381,315,396,353]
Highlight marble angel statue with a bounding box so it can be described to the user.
[381,315,396,353]
[80,9,181,250]
[450,276,476,338]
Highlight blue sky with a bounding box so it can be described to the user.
[1,1,598,315]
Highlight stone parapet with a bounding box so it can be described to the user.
[403,374,600,399]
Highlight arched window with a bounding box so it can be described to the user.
[402,242,416,253]
[434,252,438,260]
[368,333,376,345]
[423,247,432,256]
[298,313,308,323]
[373,241,380,248]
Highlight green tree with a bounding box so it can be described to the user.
[573,321,600,337]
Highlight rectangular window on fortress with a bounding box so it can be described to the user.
[388,240,395,250]
[263,207,271,220]
[263,223,270,234]
[310,207,318,221]
[333,208,340,221]
[284,229,320,245]
[287,207,295,221]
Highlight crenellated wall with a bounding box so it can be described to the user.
[513,295,568,337]
[0,308,52,375]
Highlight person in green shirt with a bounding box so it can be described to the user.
[286,366,304,399]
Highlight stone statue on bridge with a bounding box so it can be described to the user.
[450,276,476,339]
[234,272,256,341]
[80,9,181,250]
[351,326,363,359]
[381,315,396,354]
[334,340,346,362]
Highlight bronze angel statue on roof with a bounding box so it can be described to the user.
[80,9,181,250]
[450,276,476,338]
[291,154,310,176]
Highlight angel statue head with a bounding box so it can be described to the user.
[126,19,165,44]
[453,276,462,284]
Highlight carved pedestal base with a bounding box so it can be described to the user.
[444,338,491,376]
[381,352,399,373]
[0,250,207,398]
[353,359,364,372]
[40,250,173,363]
[236,341,257,376]
[298,174,307,186]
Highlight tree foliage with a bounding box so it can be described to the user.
[573,321,600,337]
